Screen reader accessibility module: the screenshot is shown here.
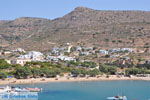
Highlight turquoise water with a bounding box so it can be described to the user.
[14,80,150,100]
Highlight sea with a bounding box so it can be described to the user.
[13,80,150,100]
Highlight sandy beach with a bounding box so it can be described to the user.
[0,76,150,85]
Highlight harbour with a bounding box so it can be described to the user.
[6,80,150,100]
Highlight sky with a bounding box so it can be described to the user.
[0,0,150,20]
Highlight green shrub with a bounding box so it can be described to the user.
[0,72,7,80]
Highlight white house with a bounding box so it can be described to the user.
[110,55,120,58]
[76,46,82,51]
[109,48,121,53]
[47,55,76,62]
[18,51,44,61]
[47,56,59,61]
[58,56,76,61]
[64,57,76,61]
[11,59,32,66]
[2,51,12,55]
[51,47,65,55]
[85,47,93,50]
[121,48,133,52]
[81,52,89,55]
[12,48,26,53]
[99,50,108,55]
[52,47,60,54]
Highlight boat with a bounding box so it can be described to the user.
[0,86,19,95]
[25,87,42,92]
[0,86,42,94]
[14,87,30,92]
[107,95,127,100]
[0,86,11,93]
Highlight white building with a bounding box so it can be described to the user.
[99,50,108,55]
[18,51,44,61]
[11,59,32,66]
[2,51,12,55]
[64,57,76,61]
[86,47,93,50]
[121,48,133,52]
[51,47,65,55]
[47,55,76,62]
[81,52,89,55]
[47,56,59,61]
[12,48,25,53]
[109,48,121,53]
[110,55,120,58]
[76,46,82,51]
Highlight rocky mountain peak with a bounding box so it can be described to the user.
[74,7,94,12]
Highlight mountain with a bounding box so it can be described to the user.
[1,7,150,52]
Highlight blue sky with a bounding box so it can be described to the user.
[0,0,150,20]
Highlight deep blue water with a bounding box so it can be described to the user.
[14,80,150,100]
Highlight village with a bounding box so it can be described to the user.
[0,44,136,66]
[0,42,150,84]
[0,43,149,67]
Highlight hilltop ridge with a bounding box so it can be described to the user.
[0,7,150,52]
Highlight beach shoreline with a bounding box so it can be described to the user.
[1,76,150,85]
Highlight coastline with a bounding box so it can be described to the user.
[1,76,150,85]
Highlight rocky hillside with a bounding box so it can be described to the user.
[1,7,150,52]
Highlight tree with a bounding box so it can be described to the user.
[15,66,32,79]
[143,63,150,69]
[80,68,87,76]
[72,69,81,76]
[52,68,61,75]
[93,47,97,50]
[99,64,117,75]
[87,69,100,77]
[61,66,73,73]
[0,72,7,80]
[81,61,97,68]
[72,68,88,77]
[0,59,11,69]
[31,68,41,78]
[125,68,145,75]
[64,52,70,56]
[12,64,22,68]
[68,61,80,67]
[46,70,57,78]
[118,40,123,43]
[41,67,60,78]
[105,38,109,42]
[112,40,116,43]
[108,66,117,75]
[99,64,108,73]
[41,67,50,75]
[55,63,62,68]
